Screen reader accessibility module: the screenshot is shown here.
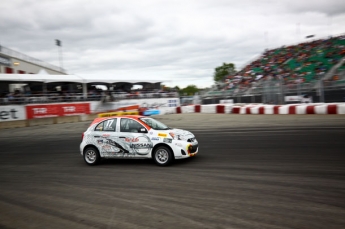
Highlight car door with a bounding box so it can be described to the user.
[115,118,153,157]
[92,118,129,158]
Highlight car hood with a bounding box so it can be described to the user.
[159,128,195,140]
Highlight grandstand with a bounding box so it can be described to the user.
[203,34,345,104]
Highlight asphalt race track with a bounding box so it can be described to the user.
[1,114,345,229]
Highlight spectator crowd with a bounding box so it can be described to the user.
[222,34,345,92]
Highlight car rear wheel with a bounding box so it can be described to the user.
[84,147,100,166]
[153,146,173,166]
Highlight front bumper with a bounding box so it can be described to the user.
[172,140,198,159]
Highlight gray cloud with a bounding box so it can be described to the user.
[282,0,345,16]
[1,0,344,88]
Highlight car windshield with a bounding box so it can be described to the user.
[139,117,170,130]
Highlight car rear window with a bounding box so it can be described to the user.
[95,119,117,131]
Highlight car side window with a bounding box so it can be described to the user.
[95,119,117,132]
[120,118,145,133]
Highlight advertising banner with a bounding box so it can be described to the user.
[220,99,234,104]
[0,105,26,122]
[90,98,180,114]
[26,103,90,119]
[285,96,312,103]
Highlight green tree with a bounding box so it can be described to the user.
[173,86,180,92]
[180,85,199,96]
[213,62,236,82]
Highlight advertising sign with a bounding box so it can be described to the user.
[220,99,234,104]
[0,105,26,122]
[285,96,312,103]
[26,103,90,119]
[90,98,180,114]
[285,96,302,102]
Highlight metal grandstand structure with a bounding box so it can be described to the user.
[0,45,66,73]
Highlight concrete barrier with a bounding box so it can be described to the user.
[28,117,56,126]
[181,106,194,113]
[158,107,177,115]
[80,114,98,121]
[200,104,216,113]
[0,120,27,129]
[339,104,345,114]
[56,115,80,124]
[0,114,99,129]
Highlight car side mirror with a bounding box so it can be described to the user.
[138,128,148,133]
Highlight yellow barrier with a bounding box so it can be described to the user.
[98,111,139,117]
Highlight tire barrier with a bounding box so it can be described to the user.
[158,103,345,115]
[230,104,345,115]
[158,104,234,114]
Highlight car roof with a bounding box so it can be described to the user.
[90,115,146,126]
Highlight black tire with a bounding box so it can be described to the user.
[83,146,100,166]
[153,146,174,166]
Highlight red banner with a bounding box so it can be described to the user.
[26,103,90,119]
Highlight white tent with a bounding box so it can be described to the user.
[0,73,164,98]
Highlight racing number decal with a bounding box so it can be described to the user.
[105,120,113,129]
[103,119,116,131]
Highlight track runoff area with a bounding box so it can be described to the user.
[0,114,345,229]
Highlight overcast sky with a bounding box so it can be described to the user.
[1,0,345,88]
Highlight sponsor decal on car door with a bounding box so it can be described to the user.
[129,135,153,155]
[97,133,153,157]
[91,118,130,157]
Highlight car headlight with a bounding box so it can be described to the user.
[169,132,186,141]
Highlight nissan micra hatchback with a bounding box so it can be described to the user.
[80,115,198,166]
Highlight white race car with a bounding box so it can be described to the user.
[80,115,198,166]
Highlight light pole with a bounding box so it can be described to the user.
[55,39,63,72]
[12,62,20,95]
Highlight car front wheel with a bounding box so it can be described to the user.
[153,146,173,166]
[84,147,100,166]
